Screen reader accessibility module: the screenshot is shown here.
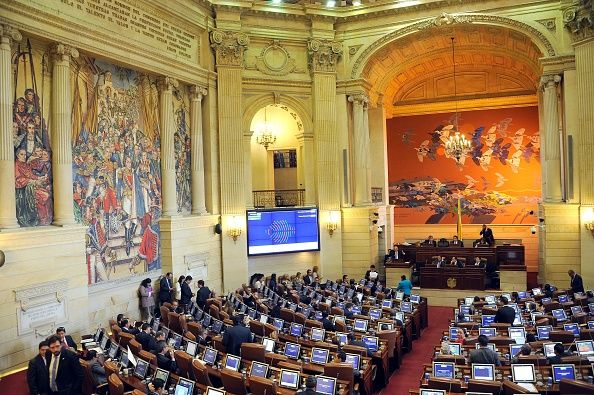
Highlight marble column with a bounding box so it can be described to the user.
[308,39,343,211]
[50,43,78,226]
[157,77,178,217]
[190,85,208,215]
[210,29,249,292]
[540,74,562,202]
[0,25,21,229]
[348,94,371,206]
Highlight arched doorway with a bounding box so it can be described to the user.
[357,20,553,287]
[248,104,309,208]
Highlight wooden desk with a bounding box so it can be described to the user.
[420,267,486,290]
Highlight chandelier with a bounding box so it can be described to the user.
[256,107,277,150]
[444,37,472,163]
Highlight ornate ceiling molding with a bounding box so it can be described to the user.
[210,29,250,67]
[307,38,343,73]
[351,13,556,79]
[563,0,594,43]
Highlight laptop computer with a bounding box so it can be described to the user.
[576,340,594,357]
[278,369,300,389]
[154,368,170,386]
[202,347,218,365]
[224,354,241,371]
[311,328,325,342]
[174,378,195,395]
[551,364,575,383]
[284,342,301,359]
[354,319,368,332]
[345,353,360,370]
[472,363,495,381]
[249,361,269,378]
[511,364,537,393]
[432,362,455,379]
[315,375,337,395]
[133,358,150,380]
[311,347,330,365]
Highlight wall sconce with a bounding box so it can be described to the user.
[327,211,340,236]
[584,209,594,236]
[228,216,242,242]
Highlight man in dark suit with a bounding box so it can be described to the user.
[56,327,76,352]
[120,319,140,335]
[136,323,157,354]
[347,333,372,357]
[451,235,464,247]
[180,276,194,308]
[303,269,314,285]
[320,312,336,332]
[196,280,211,309]
[27,340,49,395]
[479,224,495,246]
[568,270,585,294]
[156,341,178,372]
[159,273,174,305]
[46,335,83,395]
[423,235,437,247]
[494,296,516,324]
[222,315,252,356]
[468,335,500,366]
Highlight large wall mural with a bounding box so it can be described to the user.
[72,58,162,284]
[173,86,192,214]
[12,41,53,227]
[387,107,541,225]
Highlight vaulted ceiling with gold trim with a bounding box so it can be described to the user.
[362,25,543,116]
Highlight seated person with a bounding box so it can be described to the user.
[344,302,355,319]
[437,238,449,247]
[472,257,485,268]
[120,319,140,335]
[547,343,568,365]
[86,350,107,385]
[365,265,379,281]
[422,235,437,247]
[347,333,373,357]
[156,341,178,372]
[147,378,166,395]
[320,311,336,332]
[296,375,319,395]
[511,344,532,364]
[451,235,464,247]
[434,256,447,268]
[337,350,361,378]
[469,335,501,366]
[136,323,158,354]
[450,256,464,268]
[473,237,490,247]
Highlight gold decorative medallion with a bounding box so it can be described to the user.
[447,277,457,288]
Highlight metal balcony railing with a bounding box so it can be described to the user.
[253,189,305,208]
[371,187,383,204]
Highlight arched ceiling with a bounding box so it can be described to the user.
[362,25,543,113]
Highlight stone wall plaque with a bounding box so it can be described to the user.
[15,279,69,336]
[184,252,209,280]
[12,0,199,65]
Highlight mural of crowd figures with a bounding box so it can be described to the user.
[387,107,541,225]
[72,59,162,284]
[173,87,192,214]
[12,43,53,227]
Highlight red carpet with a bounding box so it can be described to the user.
[0,369,28,395]
[381,306,453,395]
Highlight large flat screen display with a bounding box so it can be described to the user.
[247,208,320,255]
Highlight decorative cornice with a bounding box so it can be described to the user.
[351,13,556,79]
[0,23,22,44]
[307,38,343,73]
[50,42,78,63]
[190,85,208,101]
[563,0,594,43]
[210,29,250,67]
[157,76,179,92]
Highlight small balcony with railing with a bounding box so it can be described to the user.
[253,189,305,208]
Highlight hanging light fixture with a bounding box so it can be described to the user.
[256,106,277,150]
[444,36,472,164]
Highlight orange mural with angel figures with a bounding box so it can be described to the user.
[386,106,541,225]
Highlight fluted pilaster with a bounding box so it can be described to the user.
[50,43,78,226]
[348,94,371,206]
[540,74,562,202]
[0,25,21,229]
[190,85,208,215]
[575,42,594,203]
[157,77,178,216]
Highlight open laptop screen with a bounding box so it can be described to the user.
[345,353,360,370]
[225,354,241,371]
[551,364,575,383]
[511,364,536,382]
[432,362,454,379]
[279,369,300,389]
[472,364,495,381]
[311,348,329,364]
[315,376,336,395]
[174,378,195,395]
[203,347,218,365]
[133,358,149,379]
[311,328,325,342]
[576,340,594,356]
[284,342,301,359]
[249,361,269,378]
